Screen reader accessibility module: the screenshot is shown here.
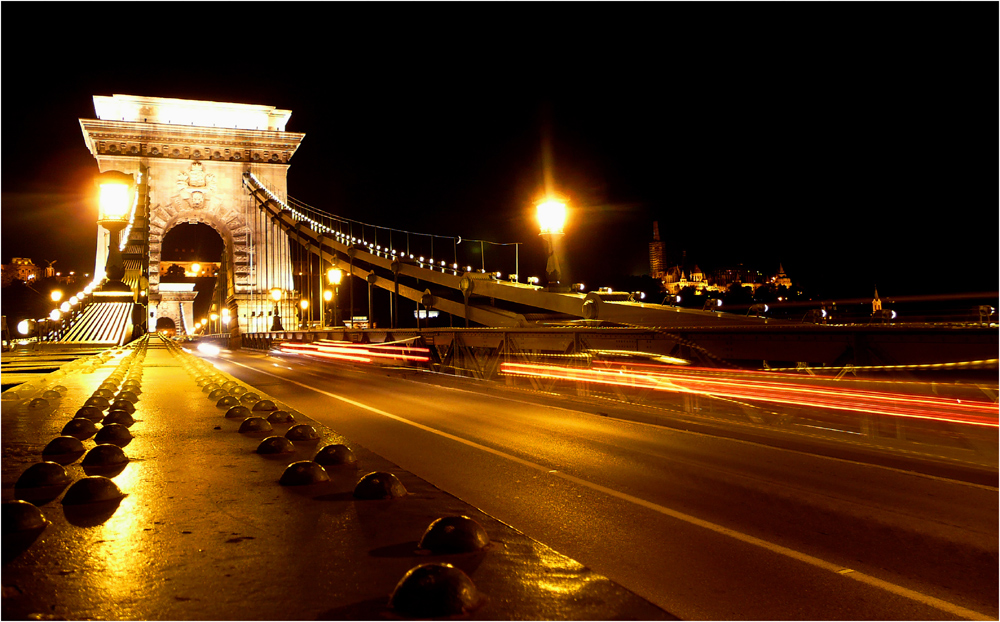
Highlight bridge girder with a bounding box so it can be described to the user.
[244,174,783,330]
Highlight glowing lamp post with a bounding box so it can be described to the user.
[323,289,333,328]
[95,171,135,292]
[536,199,567,289]
[327,268,343,328]
[299,299,309,328]
[270,288,284,331]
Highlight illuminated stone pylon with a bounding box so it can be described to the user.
[80,94,306,341]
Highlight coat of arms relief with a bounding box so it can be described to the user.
[174,161,217,209]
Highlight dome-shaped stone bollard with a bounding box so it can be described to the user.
[61,418,98,440]
[238,417,273,434]
[216,395,240,409]
[84,396,111,410]
[109,399,135,414]
[208,388,229,400]
[102,411,135,428]
[285,424,320,441]
[201,383,220,393]
[229,385,247,397]
[353,471,407,499]
[74,406,105,422]
[256,436,296,455]
[42,390,62,400]
[251,399,278,412]
[222,381,238,390]
[116,390,139,403]
[81,444,129,467]
[3,500,49,533]
[28,397,50,410]
[93,388,115,399]
[388,563,482,618]
[279,461,330,486]
[225,405,252,419]
[267,410,295,424]
[42,436,86,464]
[2,390,19,401]
[94,423,133,447]
[15,462,72,489]
[240,392,260,404]
[61,476,125,505]
[314,444,358,469]
[418,516,491,554]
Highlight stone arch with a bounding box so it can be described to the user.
[149,204,249,340]
[148,198,252,294]
[155,316,176,334]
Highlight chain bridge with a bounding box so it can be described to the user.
[48,94,995,376]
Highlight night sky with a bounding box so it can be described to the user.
[2,3,996,300]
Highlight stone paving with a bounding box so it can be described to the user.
[2,334,673,620]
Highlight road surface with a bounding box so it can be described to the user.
[207,347,998,620]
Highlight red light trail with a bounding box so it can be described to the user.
[500,361,999,428]
[279,339,431,365]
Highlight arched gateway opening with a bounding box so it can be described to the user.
[155,223,227,336]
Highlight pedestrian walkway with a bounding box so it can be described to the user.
[2,334,673,620]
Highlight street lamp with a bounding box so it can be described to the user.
[323,289,333,328]
[210,312,219,335]
[50,290,64,303]
[299,299,309,328]
[536,199,567,289]
[270,288,284,331]
[96,170,135,294]
[327,268,343,328]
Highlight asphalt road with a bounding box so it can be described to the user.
[208,348,998,620]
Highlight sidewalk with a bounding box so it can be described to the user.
[2,334,673,620]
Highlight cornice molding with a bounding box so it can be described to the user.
[79,118,306,164]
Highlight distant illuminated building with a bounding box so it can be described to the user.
[649,221,666,280]
[771,263,792,288]
[655,253,793,297]
[1,258,43,286]
[707,264,765,291]
[662,250,710,295]
[872,287,882,313]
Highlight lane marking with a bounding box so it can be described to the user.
[226,359,995,621]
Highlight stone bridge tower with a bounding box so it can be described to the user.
[80,94,305,342]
